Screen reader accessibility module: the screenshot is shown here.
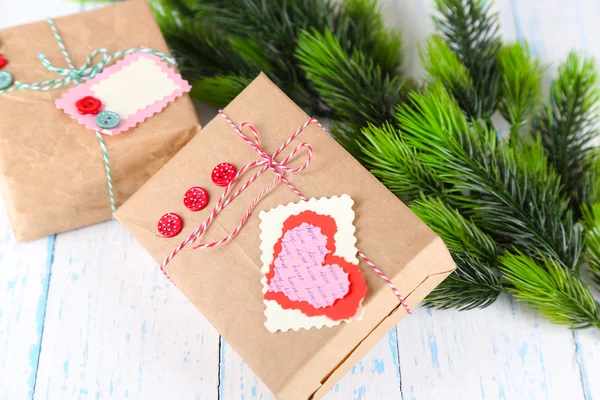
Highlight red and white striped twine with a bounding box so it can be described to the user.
[160,110,411,315]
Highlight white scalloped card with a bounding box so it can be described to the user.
[258,194,367,333]
[55,52,191,135]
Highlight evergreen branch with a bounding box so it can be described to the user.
[534,52,600,212]
[582,203,600,286]
[336,0,404,76]
[296,30,413,142]
[411,197,504,310]
[190,75,254,107]
[497,42,544,142]
[421,36,478,118]
[152,0,254,81]
[397,84,583,269]
[433,0,502,120]
[358,123,442,198]
[500,251,600,329]
[581,149,600,207]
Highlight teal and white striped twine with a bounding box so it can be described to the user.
[1,18,178,214]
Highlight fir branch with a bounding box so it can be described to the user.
[152,0,253,81]
[358,123,442,198]
[534,52,600,212]
[337,0,404,76]
[421,36,477,118]
[500,251,600,329]
[581,149,600,207]
[149,0,410,119]
[411,197,504,310]
[397,84,584,270]
[190,75,254,107]
[582,203,600,286]
[433,0,502,120]
[497,42,544,143]
[296,30,413,144]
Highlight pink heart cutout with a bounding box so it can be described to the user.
[267,222,350,308]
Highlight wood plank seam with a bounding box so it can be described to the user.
[573,332,592,400]
[394,327,405,400]
[29,234,56,400]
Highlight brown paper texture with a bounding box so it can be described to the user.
[116,74,455,399]
[0,0,199,241]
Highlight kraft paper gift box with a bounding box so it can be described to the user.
[115,74,455,400]
[0,0,199,241]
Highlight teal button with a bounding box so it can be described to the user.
[96,111,120,129]
[0,71,13,90]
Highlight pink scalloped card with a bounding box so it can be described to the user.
[259,195,367,333]
[55,52,191,136]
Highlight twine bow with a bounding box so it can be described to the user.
[162,111,316,267]
[0,18,176,93]
[161,111,412,314]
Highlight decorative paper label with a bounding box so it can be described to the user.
[55,52,191,135]
[268,221,351,308]
[259,195,367,332]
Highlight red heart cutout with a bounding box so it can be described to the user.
[264,210,366,321]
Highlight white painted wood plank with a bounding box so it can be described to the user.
[325,330,403,400]
[0,197,54,400]
[574,330,600,400]
[219,330,403,400]
[0,0,83,27]
[33,221,220,400]
[0,4,83,400]
[509,1,600,399]
[398,301,585,400]
[218,339,273,400]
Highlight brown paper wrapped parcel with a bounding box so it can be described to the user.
[116,74,456,399]
[0,0,198,241]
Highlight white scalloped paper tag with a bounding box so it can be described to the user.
[258,195,367,333]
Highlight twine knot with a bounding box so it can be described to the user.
[236,121,313,180]
[37,47,110,86]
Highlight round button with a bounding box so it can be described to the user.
[0,55,8,69]
[96,111,120,129]
[0,71,13,90]
[157,213,183,237]
[76,96,102,115]
[211,162,237,186]
[183,186,209,211]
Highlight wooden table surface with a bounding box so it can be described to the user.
[1,1,599,399]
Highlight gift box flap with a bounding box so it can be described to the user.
[115,73,455,399]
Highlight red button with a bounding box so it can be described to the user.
[76,96,102,115]
[157,213,183,237]
[0,55,7,69]
[183,186,209,211]
[211,162,237,186]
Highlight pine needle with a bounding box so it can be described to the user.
[433,0,502,120]
[190,75,254,107]
[421,35,478,118]
[534,52,600,212]
[500,251,600,329]
[397,84,583,270]
[359,123,442,198]
[582,203,600,286]
[296,29,413,143]
[411,197,504,310]
[581,149,600,207]
[497,42,544,142]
